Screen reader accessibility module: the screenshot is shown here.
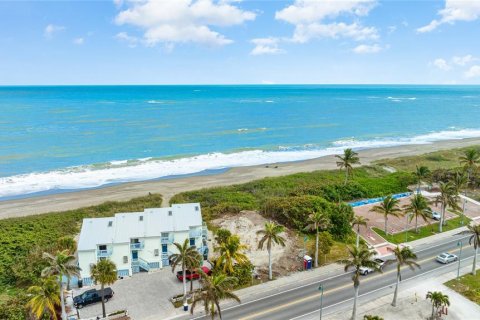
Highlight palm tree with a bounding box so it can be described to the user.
[351,216,369,248]
[41,250,80,320]
[415,165,431,194]
[187,250,202,294]
[459,148,480,193]
[370,196,402,235]
[215,235,249,274]
[190,273,240,320]
[335,148,360,184]
[451,170,468,194]
[403,194,432,233]
[363,316,383,320]
[426,291,450,320]
[257,221,286,280]
[304,210,330,267]
[385,246,420,307]
[464,224,480,275]
[90,259,117,318]
[56,236,77,290]
[435,182,460,232]
[27,276,60,320]
[170,239,202,309]
[339,246,381,320]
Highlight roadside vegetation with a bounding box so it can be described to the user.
[445,271,480,305]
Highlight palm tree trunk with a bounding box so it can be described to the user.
[58,276,67,320]
[356,226,360,248]
[101,283,106,318]
[472,246,478,275]
[384,216,388,235]
[392,271,400,307]
[431,303,435,320]
[182,264,188,308]
[439,203,444,233]
[315,228,319,267]
[415,215,418,233]
[268,247,272,280]
[352,284,359,320]
[345,168,348,185]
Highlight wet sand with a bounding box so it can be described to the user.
[1,138,479,219]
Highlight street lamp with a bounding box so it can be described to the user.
[457,240,463,281]
[318,284,324,320]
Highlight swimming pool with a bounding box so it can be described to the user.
[349,192,411,207]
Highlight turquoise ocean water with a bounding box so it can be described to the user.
[1,85,480,199]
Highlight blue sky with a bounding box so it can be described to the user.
[1,0,479,85]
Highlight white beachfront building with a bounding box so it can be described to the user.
[77,203,208,285]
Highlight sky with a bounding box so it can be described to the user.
[0,0,480,85]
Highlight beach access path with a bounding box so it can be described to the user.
[1,138,480,220]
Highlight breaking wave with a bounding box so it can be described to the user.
[1,128,480,199]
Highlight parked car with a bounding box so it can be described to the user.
[360,258,386,275]
[73,288,114,309]
[436,252,458,264]
[176,266,212,281]
[431,211,441,221]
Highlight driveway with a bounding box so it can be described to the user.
[71,267,204,320]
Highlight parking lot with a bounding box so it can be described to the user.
[353,195,457,246]
[71,267,203,320]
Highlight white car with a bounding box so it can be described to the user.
[431,211,441,221]
[360,258,385,275]
[435,252,458,264]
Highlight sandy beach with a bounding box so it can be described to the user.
[1,138,479,220]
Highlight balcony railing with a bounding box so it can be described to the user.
[97,248,113,257]
[189,229,202,238]
[161,236,174,244]
[130,241,145,250]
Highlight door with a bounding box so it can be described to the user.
[132,251,138,261]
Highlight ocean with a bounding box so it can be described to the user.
[1,85,480,200]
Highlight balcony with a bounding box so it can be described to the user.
[189,229,202,238]
[97,248,112,258]
[161,236,173,244]
[130,241,145,250]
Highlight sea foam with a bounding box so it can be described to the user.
[1,128,480,199]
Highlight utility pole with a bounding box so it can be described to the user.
[318,284,324,320]
[457,240,463,281]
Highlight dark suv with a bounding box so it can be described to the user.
[73,288,114,308]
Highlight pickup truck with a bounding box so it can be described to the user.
[73,288,114,309]
[177,266,212,281]
[359,258,386,275]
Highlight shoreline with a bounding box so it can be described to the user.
[1,137,479,220]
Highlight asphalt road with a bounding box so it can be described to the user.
[188,234,477,320]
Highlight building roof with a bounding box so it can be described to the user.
[77,203,202,251]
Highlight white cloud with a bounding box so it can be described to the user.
[73,37,85,45]
[452,54,476,66]
[465,65,480,78]
[250,38,285,56]
[432,58,452,71]
[275,0,378,43]
[115,0,256,47]
[44,24,65,39]
[418,0,480,33]
[353,43,382,54]
[115,32,139,47]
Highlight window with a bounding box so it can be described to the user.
[168,211,173,216]
[139,215,143,221]
[195,206,199,211]
[154,249,159,256]
[190,238,195,246]
[131,238,139,244]
[161,232,169,238]
[108,221,113,227]
[123,256,128,263]
[162,244,168,253]
[98,245,107,251]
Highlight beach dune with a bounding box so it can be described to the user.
[1,138,479,220]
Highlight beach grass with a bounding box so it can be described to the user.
[445,271,480,305]
[375,146,480,171]
[372,216,469,244]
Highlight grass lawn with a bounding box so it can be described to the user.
[445,271,480,305]
[372,216,470,244]
[305,237,350,265]
[374,146,480,172]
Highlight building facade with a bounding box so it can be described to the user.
[77,203,208,285]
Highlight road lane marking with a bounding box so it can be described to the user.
[239,246,471,320]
